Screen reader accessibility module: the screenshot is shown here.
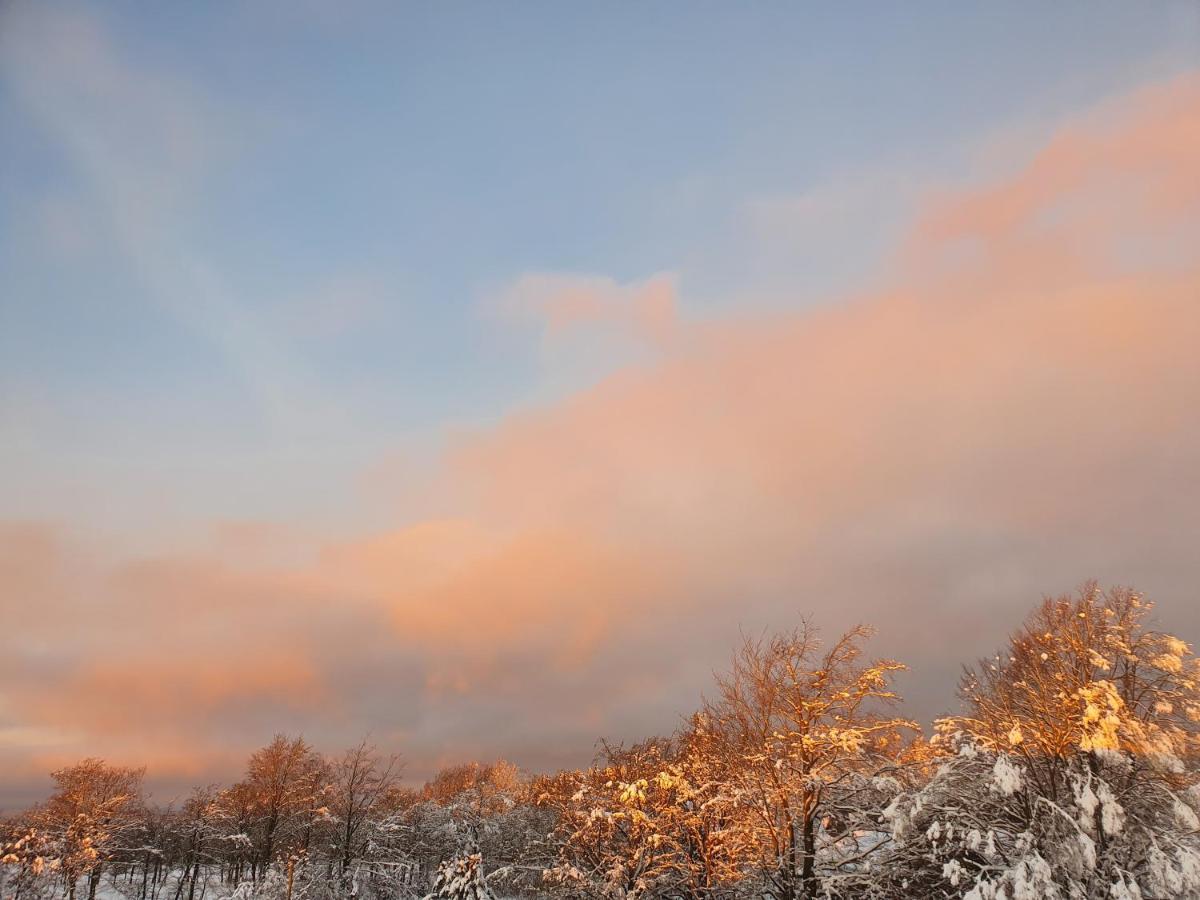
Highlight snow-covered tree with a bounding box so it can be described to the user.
[423,852,493,900]
[1,821,57,900]
[166,786,227,900]
[703,623,915,900]
[239,736,327,879]
[877,585,1200,899]
[36,759,144,900]
[326,740,401,881]
[657,716,750,900]
[542,739,686,900]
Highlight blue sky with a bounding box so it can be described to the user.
[3,2,1196,542]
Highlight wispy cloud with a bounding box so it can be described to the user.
[495,272,679,349]
[0,2,344,440]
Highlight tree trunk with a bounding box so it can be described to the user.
[800,810,817,900]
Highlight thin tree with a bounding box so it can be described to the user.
[705,623,913,900]
[328,738,401,881]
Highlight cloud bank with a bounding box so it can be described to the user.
[1,65,1198,807]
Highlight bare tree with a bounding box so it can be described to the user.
[705,623,913,900]
[328,738,401,880]
[240,735,325,879]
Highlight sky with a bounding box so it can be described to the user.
[1,1,1199,809]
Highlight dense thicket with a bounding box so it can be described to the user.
[3,585,1198,900]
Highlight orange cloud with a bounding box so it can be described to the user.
[49,654,325,732]
[906,73,1200,279]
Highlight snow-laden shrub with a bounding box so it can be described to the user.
[423,853,493,900]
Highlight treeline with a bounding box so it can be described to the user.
[3,584,1199,900]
